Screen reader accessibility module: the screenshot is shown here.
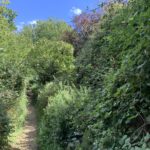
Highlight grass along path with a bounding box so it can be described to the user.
[11,104,37,150]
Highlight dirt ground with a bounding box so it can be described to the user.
[11,105,37,150]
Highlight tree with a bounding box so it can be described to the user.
[63,11,101,56]
[27,38,74,84]
[31,20,72,42]
[0,0,16,30]
[72,11,101,38]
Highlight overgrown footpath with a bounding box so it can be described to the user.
[0,0,150,150]
[10,103,37,150]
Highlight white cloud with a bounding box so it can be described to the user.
[71,7,82,15]
[20,22,25,25]
[16,20,38,31]
[28,20,37,25]
[16,25,23,31]
[16,22,25,31]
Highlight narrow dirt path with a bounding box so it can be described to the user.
[11,105,37,150]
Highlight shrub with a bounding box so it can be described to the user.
[27,39,74,84]
[9,79,28,130]
[0,61,28,148]
[37,82,90,150]
[75,0,150,149]
[0,104,11,149]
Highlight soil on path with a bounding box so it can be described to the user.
[11,105,37,150]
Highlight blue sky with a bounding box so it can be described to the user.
[9,0,104,30]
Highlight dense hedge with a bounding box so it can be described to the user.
[0,61,29,149]
[37,0,150,149]
[0,5,31,148]
[37,82,90,150]
[75,0,150,149]
[0,104,11,149]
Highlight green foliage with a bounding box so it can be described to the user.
[21,20,72,43]
[0,16,17,148]
[33,20,72,42]
[27,39,74,84]
[37,82,90,150]
[37,82,60,115]
[0,5,31,148]
[74,0,150,149]
[0,104,11,150]
[8,79,28,130]
[0,59,29,148]
[0,1,16,30]
[1,0,150,149]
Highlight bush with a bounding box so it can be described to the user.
[0,104,11,149]
[75,0,150,149]
[9,79,28,130]
[37,82,90,150]
[0,61,28,148]
[27,39,74,84]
